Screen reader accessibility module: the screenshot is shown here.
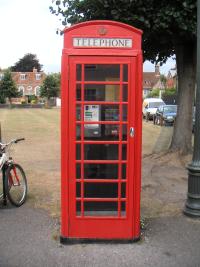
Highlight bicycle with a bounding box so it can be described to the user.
[0,138,27,207]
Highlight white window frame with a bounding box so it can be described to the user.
[35,86,41,96]
[20,74,26,80]
[35,73,41,80]
[18,86,25,96]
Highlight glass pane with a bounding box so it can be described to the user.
[84,104,119,122]
[76,64,82,81]
[123,64,128,82]
[76,182,81,197]
[76,144,81,160]
[85,64,120,81]
[76,104,81,121]
[84,164,118,179]
[104,105,119,121]
[121,183,126,198]
[123,105,127,121]
[122,164,126,179]
[84,124,119,140]
[122,144,127,160]
[84,124,101,138]
[84,202,118,217]
[123,84,128,102]
[84,144,118,160]
[122,124,127,141]
[76,164,81,179]
[121,202,126,217]
[84,105,100,123]
[76,125,81,140]
[76,84,81,101]
[84,84,120,102]
[76,201,81,216]
[84,183,118,198]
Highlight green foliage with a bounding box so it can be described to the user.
[160,75,167,87]
[28,95,38,103]
[10,53,43,72]
[40,73,60,99]
[49,0,196,63]
[146,88,160,98]
[162,88,177,97]
[0,70,19,102]
[0,95,6,104]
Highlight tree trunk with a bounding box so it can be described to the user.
[170,42,196,155]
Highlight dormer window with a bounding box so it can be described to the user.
[35,73,41,80]
[20,74,26,80]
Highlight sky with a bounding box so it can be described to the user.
[0,0,175,75]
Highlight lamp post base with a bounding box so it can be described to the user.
[184,163,200,217]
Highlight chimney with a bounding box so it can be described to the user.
[33,67,37,73]
[155,63,160,76]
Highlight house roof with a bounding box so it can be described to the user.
[143,72,160,89]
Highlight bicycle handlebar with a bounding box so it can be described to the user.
[14,138,25,143]
[0,138,25,148]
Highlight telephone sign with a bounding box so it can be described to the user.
[73,37,133,48]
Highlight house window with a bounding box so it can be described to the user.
[35,86,41,96]
[26,86,33,95]
[35,73,41,80]
[18,86,25,96]
[20,74,26,80]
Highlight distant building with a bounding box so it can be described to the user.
[166,66,177,89]
[143,64,162,98]
[0,68,46,97]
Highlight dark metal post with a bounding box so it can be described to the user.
[184,0,200,217]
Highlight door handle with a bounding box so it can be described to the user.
[130,127,134,137]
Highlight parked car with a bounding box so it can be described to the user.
[154,105,177,126]
[143,98,165,120]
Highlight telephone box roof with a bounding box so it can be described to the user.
[63,20,143,35]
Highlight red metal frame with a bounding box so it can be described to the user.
[61,21,142,241]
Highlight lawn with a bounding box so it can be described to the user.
[0,108,165,217]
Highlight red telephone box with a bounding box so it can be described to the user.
[61,20,142,242]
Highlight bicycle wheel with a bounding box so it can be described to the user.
[5,163,27,207]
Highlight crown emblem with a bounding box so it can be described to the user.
[98,26,108,35]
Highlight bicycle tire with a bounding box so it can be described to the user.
[5,163,27,207]
[0,169,3,200]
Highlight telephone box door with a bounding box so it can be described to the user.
[68,56,137,239]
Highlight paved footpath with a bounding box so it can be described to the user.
[0,204,200,267]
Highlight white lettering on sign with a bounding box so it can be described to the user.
[73,38,132,48]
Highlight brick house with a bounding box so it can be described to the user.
[143,64,161,98]
[166,66,177,89]
[0,68,46,98]
[11,68,46,97]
